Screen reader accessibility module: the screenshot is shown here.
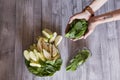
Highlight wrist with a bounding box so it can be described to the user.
[84,6,94,17]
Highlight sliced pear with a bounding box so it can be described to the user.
[37,52,46,61]
[37,38,42,52]
[43,49,51,60]
[53,54,60,60]
[48,44,52,55]
[33,49,40,61]
[42,29,53,39]
[49,32,57,43]
[55,35,63,46]
[43,38,48,42]
[52,45,58,57]
[29,51,37,61]
[23,50,30,61]
[30,63,41,67]
[42,40,49,51]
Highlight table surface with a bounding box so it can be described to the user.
[0,0,120,80]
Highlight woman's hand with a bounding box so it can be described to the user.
[69,10,91,24]
[84,20,98,39]
[73,17,98,41]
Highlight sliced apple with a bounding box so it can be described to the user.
[33,49,40,61]
[53,54,60,60]
[30,63,41,67]
[42,29,53,39]
[52,45,58,57]
[42,40,49,51]
[37,52,46,61]
[43,49,51,60]
[23,50,30,61]
[37,38,42,52]
[55,35,63,46]
[29,51,37,61]
[49,32,57,43]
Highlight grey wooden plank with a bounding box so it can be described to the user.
[0,0,16,80]
[21,0,34,80]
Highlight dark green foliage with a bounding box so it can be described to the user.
[66,49,90,71]
[25,59,62,77]
[65,19,88,39]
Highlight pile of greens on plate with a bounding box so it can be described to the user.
[65,19,88,39]
[66,48,90,71]
[23,29,63,77]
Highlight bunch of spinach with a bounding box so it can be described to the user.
[25,58,62,76]
[65,19,88,39]
[66,49,90,71]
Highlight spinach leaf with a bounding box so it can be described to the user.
[25,58,62,77]
[66,49,90,71]
[65,19,88,39]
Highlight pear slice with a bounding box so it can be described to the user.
[38,52,46,61]
[53,54,60,60]
[33,49,40,61]
[30,63,41,67]
[43,49,51,60]
[42,29,53,39]
[55,35,63,46]
[37,38,42,52]
[42,40,49,51]
[52,45,58,57]
[29,51,37,61]
[23,50,30,61]
[49,32,57,43]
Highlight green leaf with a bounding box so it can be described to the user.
[66,49,90,71]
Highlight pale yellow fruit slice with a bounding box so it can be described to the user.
[43,49,51,60]
[49,44,52,55]
[30,63,41,67]
[53,54,60,60]
[33,49,40,61]
[37,52,46,61]
[37,38,42,52]
[23,50,30,61]
[49,32,57,43]
[29,51,37,61]
[42,29,53,39]
[55,35,63,46]
[42,40,49,51]
[52,45,58,57]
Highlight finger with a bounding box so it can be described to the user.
[84,30,93,39]
[72,36,84,41]
[79,36,84,39]
[69,17,76,24]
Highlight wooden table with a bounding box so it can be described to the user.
[0,0,120,80]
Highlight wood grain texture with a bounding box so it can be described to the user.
[0,0,120,80]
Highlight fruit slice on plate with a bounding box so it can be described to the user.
[43,49,51,60]
[29,51,38,61]
[52,45,58,57]
[55,35,63,46]
[24,50,30,61]
[49,32,57,43]
[42,29,53,39]
[30,63,41,67]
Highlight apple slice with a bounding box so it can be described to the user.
[29,51,37,61]
[30,63,41,67]
[55,35,63,46]
[49,32,57,43]
[43,49,51,60]
[42,29,53,39]
[23,50,30,61]
[52,45,58,57]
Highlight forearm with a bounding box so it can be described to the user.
[89,0,108,12]
[93,9,120,25]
